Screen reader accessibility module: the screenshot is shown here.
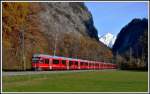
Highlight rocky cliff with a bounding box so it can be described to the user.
[39,2,99,40]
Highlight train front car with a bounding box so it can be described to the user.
[32,54,50,71]
[32,54,41,70]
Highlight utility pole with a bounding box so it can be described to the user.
[20,25,26,71]
[54,23,58,56]
[54,33,57,56]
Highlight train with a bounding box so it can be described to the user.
[32,54,117,71]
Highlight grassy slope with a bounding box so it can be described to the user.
[2,70,148,92]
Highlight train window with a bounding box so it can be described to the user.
[80,62,83,66]
[85,63,88,66]
[53,59,59,64]
[32,57,40,63]
[91,63,92,66]
[69,61,73,66]
[40,59,44,63]
[75,61,78,65]
[45,59,49,64]
[62,60,66,65]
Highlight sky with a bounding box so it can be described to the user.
[85,2,148,37]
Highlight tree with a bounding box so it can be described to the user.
[3,2,30,70]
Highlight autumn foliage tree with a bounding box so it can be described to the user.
[2,2,47,70]
[3,2,30,70]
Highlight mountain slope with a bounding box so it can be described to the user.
[113,18,148,56]
[2,2,113,70]
[112,18,148,70]
[99,33,116,48]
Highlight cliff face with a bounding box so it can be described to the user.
[38,2,99,40]
[2,2,112,70]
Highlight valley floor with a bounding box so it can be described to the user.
[2,70,148,92]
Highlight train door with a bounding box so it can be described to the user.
[88,62,89,70]
[72,61,75,70]
[98,63,100,69]
[85,62,88,69]
[52,58,60,70]
[74,61,78,70]
[49,58,52,70]
[78,61,81,70]
[62,59,67,70]
[69,60,73,70]
[59,58,62,70]
[89,63,92,69]
[80,62,83,70]
[44,58,49,70]
[66,60,69,70]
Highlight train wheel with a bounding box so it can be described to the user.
[33,68,38,71]
[37,67,42,71]
[33,67,42,71]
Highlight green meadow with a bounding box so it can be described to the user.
[2,70,148,92]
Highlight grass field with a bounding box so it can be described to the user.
[2,70,148,92]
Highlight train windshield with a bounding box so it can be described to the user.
[32,57,42,63]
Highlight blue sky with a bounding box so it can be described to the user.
[85,2,148,37]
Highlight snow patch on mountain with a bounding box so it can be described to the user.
[99,33,116,48]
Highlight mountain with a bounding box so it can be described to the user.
[2,2,113,70]
[112,18,148,70]
[99,33,116,48]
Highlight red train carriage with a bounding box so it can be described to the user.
[32,54,117,71]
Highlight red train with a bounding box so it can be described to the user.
[32,54,117,71]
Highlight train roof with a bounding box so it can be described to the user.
[33,54,87,62]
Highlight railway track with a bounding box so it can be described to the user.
[2,69,117,76]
